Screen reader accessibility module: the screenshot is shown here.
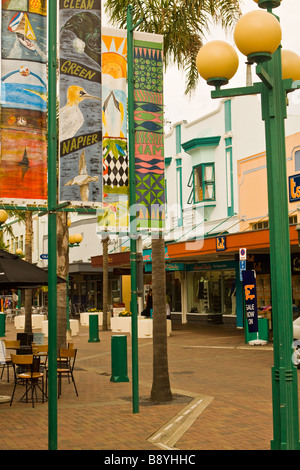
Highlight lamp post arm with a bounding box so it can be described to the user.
[211,82,263,99]
[256,64,274,89]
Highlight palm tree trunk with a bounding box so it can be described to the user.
[24,212,33,333]
[102,235,109,330]
[56,212,69,351]
[151,234,172,402]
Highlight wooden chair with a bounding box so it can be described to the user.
[57,348,78,398]
[0,340,20,383]
[32,344,48,371]
[10,354,46,407]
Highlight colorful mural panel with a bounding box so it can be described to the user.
[0,0,47,204]
[133,34,165,230]
[97,27,129,234]
[59,0,102,205]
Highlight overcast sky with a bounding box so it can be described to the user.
[163,0,300,128]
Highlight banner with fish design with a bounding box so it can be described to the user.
[97,29,164,236]
[97,27,129,235]
[0,0,48,204]
[59,0,102,206]
[133,32,165,231]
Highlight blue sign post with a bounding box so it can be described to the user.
[239,260,246,281]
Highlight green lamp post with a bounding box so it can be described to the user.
[197,0,300,450]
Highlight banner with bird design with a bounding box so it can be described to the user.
[0,0,48,204]
[59,0,102,205]
[97,27,129,235]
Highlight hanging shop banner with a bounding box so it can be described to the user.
[59,0,102,206]
[133,32,164,231]
[0,0,48,205]
[242,270,259,334]
[97,27,129,235]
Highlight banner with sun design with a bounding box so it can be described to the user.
[0,0,48,204]
[58,0,102,206]
[97,27,129,235]
[133,32,165,231]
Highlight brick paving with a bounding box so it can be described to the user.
[0,319,295,450]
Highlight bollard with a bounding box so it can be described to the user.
[88,314,100,343]
[110,335,129,382]
[0,313,5,337]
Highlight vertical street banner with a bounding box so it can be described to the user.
[133,32,165,231]
[59,0,102,205]
[242,270,259,333]
[97,27,129,235]
[1,0,48,204]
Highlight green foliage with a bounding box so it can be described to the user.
[105,0,242,94]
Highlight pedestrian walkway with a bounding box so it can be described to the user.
[0,319,287,450]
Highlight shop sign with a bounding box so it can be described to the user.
[145,262,185,273]
[242,270,258,333]
[216,236,226,251]
[289,174,300,202]
[292,254,300,274]
[186,260,236,271]
[143,247,169,262]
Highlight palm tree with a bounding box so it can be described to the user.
[151,233,172,401]
[102,233,109,331]
[105,0,242,402]
[105,0,242,94]
[56,211,69,351]
[3,210,32,332]
[24,212,33,333]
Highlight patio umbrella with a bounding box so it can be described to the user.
[0,250,66,289]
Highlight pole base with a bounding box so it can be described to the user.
[249,339,268,346]
[110,375,129,383]
[88,338,100,343]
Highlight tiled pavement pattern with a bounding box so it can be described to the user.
[0,319,289,450]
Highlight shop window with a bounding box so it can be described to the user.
[252,216,296,231]
[295,150,300,172]
[193,163,215,203]
[251,221,269,230]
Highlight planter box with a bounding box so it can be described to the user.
[41,319,79,337]
[14,314,47,330]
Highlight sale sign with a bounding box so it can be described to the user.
[242,270,258,334]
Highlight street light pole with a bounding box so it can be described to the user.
[260,45,299,451]
[48,0,58,451]
[197,0,300,450]
[127,5,143,414]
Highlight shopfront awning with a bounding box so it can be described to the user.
[167,225,300,262]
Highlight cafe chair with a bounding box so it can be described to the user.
[0,340,20,383]
[57,348,78,398]
[32,344,48,371]
[10,354,46,407]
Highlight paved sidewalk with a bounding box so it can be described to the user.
[0,319,289,450]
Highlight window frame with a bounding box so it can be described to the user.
[193,163,215,203]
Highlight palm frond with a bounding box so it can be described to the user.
[105,0,242,94]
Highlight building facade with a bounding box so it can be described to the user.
[2,93,300,332]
